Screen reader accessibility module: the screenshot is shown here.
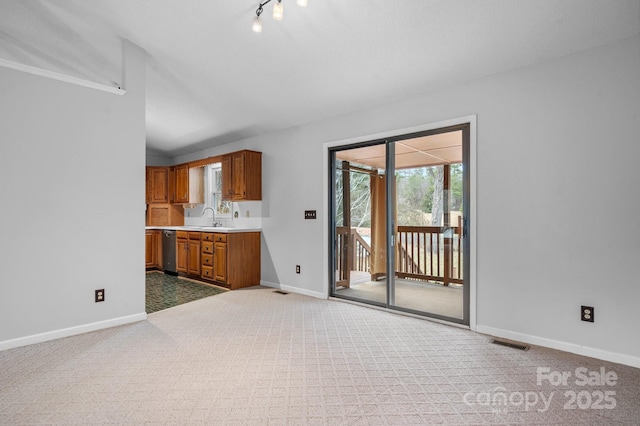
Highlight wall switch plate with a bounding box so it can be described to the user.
[581,305,594,322]
[304,210,316,219]
[95,289,105,303]
[296,265,300,274]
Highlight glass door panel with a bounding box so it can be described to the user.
[331,143,388,307]
[390,131,465,320]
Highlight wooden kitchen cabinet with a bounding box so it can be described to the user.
[146,203,183,226]
[176,231,188,273]
[176,231,201,275]
[172,164,204,205]
[145,230,162,269]
[146,167,169,203]
[201,233,215,280]
[187,232,201,276]
[213,234,228,283]
[222,150,262,201]
[168,166,176,203]
[199,231,260,289]
[174,164,189,203]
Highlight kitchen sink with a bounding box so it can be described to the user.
[182,225,232,231]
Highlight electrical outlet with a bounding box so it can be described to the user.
[296,265,300,274]
[581,305,594,322]
[95,289,105,303]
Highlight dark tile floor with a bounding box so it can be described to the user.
[146,272,227,313]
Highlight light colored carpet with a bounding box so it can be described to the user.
[1,287,639,425]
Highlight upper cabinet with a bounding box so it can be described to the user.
[222,150,262,201]
[173,165,204,205]
[146,167,169,204]
[173,164,189,203]
[146,150,261,208]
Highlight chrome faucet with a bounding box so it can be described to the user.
[202,207,217,226]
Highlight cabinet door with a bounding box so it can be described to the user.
[176,238,188,273]
[214,241,228,283]
[150,168,168,203]
[188,239,201,275]
[221,155,233,201]
[168,167,176,203]
[232,152,246,200]
[154,231,162,268]
[174,164,189,203]
[145,231,154,268]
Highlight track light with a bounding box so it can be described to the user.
[252,0,308,32]
[252,15,263,33]
[273,0,283,20]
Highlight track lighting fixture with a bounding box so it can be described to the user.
[252,0,307,33]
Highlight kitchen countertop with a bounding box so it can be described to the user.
[146,226,261,233]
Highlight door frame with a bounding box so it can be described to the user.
[323,115,477,330]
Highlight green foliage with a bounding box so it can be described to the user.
[397,164,463,226]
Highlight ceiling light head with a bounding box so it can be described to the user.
[252,15,263,33]
[273,0,284,21]
[253,0,306,32]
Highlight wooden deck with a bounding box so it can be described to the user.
[335,273,463,319]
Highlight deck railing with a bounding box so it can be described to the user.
[338,220,463,287]
[336,227,371,274]
[396,224,463,286]
[352,231,371,273]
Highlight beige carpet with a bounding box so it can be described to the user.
[1,287,639,424]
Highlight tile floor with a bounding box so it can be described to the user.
[145,271,227,313]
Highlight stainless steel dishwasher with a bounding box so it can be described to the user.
[161,230,177,275]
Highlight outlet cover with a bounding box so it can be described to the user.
[581,305,594,322]
[95,289,105,303]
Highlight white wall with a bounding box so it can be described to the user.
[176,37,640,366]
[0,41,146,347]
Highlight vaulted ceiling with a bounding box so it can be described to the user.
[1,0,638,157]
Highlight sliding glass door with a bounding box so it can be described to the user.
[333,143,388,306]
[330,124,470,325]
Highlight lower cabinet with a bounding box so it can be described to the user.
[176,231,201,275]
[145,230,162,269]
[174,230,260,290]
[200,231,260,290]
[213,237,228,283]
[201,235,214,280]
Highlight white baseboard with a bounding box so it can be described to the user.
[476,325,640,369]
[260,280,326,299]
[0,313,147,352]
